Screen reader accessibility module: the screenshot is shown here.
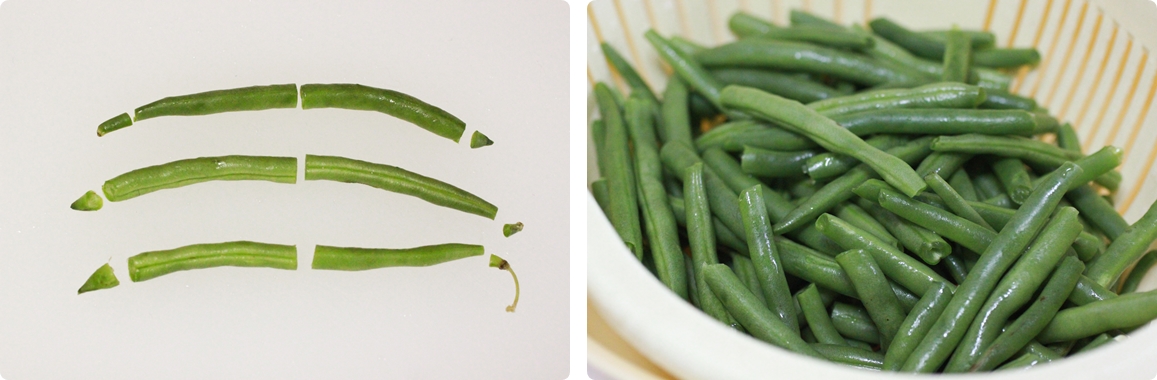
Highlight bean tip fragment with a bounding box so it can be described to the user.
[470,131,494,148]
[78,263,120,294]
[490,254,520,312]
[70,190,104,211]
[503,222,524,237]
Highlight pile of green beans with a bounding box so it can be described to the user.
[592,9,1157,373]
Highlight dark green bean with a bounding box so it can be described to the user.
[941,29,971,82]
[1057,123,1082,154]
[669,196,748,253]
[949,169,980,202]
[869,18,948,60]
[969,256,1085,372]
[774,237,855,297]
[979,89,1038,110]
[591,179,610,214]
[627,96,688,296]
[78,263,119,294]
[469,131,494,148]
[685,163,741,328]
[925,173,993,230]
[789,9,844,30]
[600,43,658,104]
[900,162,1083,372]
[812,344,885,369]
[808,82,986,118]
[704,263,823,358]
[1068,185,1128,241]
[711,68,848,103]
[830,109,1040,137]
[751,27,875,51]
[883,282,952,371]
[945,208,1081,372]
[70,190,103,211]
[300,84,470,142]
[304,154,498,220]
[878,188,994,254]
[697,40,923,86]
[312,243,483,270]
[856,198,950,265]
[592,119,607,174]
[739,186,800,334]
[816,213,952,295]
[1038,288,1157,343]
[1074,333,1115,354]
[662,142,751,241]
[1121,250,1157,294]
[1086,198,1157,287]
[694,120,815,152]
[971,171,1007,203]
[645,30,726,109]
[972,48,1041,69]
[933,135,1120,190]
[836,248,907,349]
[834,202,899,247]
[125,83,298,128]
[915,152,972,184]
[128,241,297,282]
[941,253,970,284]
[103,155,296,202]
[598,83,642,253]
[923,30,996,49]
[730,253,767,306]
[741,146,816,178]
[997,352,1049,370]
[96,113,133,136]
[992,158,1033,205]
[831,302,882,344]
[661,76,694,146]
[1071,275,1119,306]
[852,178,946,209]
[799,284,845,345]
[803,135,910,181]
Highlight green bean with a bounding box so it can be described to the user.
[869,18,950,60]
[686,259,702,308]
[883,282,952,371]
[117,83,298,131]
[128,241,297,282]
[489,254,520,312]
[925,173,993,230]
[1068,185,1128,241]
[971,171,1007,203]
[78,263,120,294]
[1121,250,1157,294]
[697,40,921,86]
[739,186,800,333]
[803,135,910,181]
[730,253,767,306]
[852,178,946,209]
[799,284,845,345]
[300,84,469,142]
[808,82,986,118]
[1074,333,1115,354]
[915,152,972,182]
[645,30,726,110]
[96,113,133,136]
[1072,230,1107,262]
[661,142,747,239]
[773,137,934,233]
[1071,275,1119,306]
[70,190,103,211]
[661,76,694,146]
[627,96,688,297]
[773,237,855,297]
[923,30,996,49]
[980,89,1037,110]
[834,203,899,247]
[941,29,971,82]
[812,344,885,369]
[969,256,1085,371]
[997,352,1048,370]
[992,158,1033,205]
[600,43,658,104]
[102,155,296,202]
[1022,341,1062,360]
[816,213,952,295]
[592,119,607,174]
[703,264,823,358]
[831,302,882,344]
[669,196,748,253]
[591,179,610,214]
[304,154,498,219]
[830,109,1040,137]
[750,28,874,51]
[946,208,1081,371]
[694,120,815,152]
[855,197,950,265]
[931,134,1080,164]
[1038,288,1157,343]
[728,12,778,38]
[789,9,844,30]
[741,147,816,178]
[1086,198,1157,287]
[878,188,994,254]
[900,162,1083,372]
[941,254,970,284]
[711,68,848,103]
[949,169,980,202]
[836,248,907,349]
[723,86,928,197]
[684,164,740,328]
[503,222,524,237]
[469,131,494,148]
[312,243,483,270]
[972,48,1041,69]
[1057,123,1083,154]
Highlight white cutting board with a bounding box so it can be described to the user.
[0,0,569,378]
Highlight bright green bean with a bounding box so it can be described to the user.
[704,264,823,358]
[685,163,740,328]
[469,131,493,148]
[128,241,297,282]
[300,84,468,142]
[1071,275,1119,306]
[856,198,949,265]
[312,243,483,270]
[304,154,498,220]
[980,89,1037,110]
[799,284,845,345]
[739,186,800,333]
[1068,185,1128,241]
[661,142,747,240]
[1038,288,1157,343]
[78,263,119,294]
[883,282,952,371]
[834,203,899,247]
[741,147,816,178]
[96,113,133,136]
[830,109,1040,137]
[816,213,952,295]
[711,68,848,103]
[1057,123,1082,153]
[949,169,980,202]
[503,222,523,237]
[70,190,103,211]
[1121,250,1157,294]
[836,248,907,349]
[697,40,921,86]
[627,96,688,296]
[869,18,947,60]
[1086,198,1157,287]
[972,48,1041,69]
[831,302,882,344]
[925,173,993,231]
[992,158,1033,205]
[808,82,986,118]
[102,155,296,202]
[119,84,298,133]
[591,179,610,214]
[915,152,972,184]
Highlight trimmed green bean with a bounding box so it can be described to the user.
[300,84,468,142]
[503,222,523,237]
[915,152,972,184]
[685,164,740,328]
[808,82,986,118]
[992,158,1033,205]
[941,29,971,82]
[703,264,823,358]
[803,135,910,181]
[969,256,1084,372]
[697,40,922,86]
[1070,275,1120,306]
[812,344,885,369]
[883,282,952,371]
[70,190,103,211]
[741,147,816,178]
[304,154,498,220]
[122,83,298,130]
[900,162,1083,372]
[923,30,996,49]
[971,171,1007,203]
[627,96,688,297]
[774,237,855,297]
[669,196,748,253]
[869,18,948,60]
[997,352,1049,370]
[1057,123,1082,153]
[600,43,658,104]
[695,120,815,152]
[1075,333,1114,354]
[645,30,726,110]
[489,254,520,312]
[469,131,494,148]
[661,142,747,239]
[836,248,907,349]
[941,254,970,284]
[730,253,767,306]
[1121,250,1157,294]
[855,197,950,265]
[925,173,993,230]
[128,241,297,282]
[980,89,1037,110]
[711,68,848,103]
[1068,185,1128,241]
[972,48,1041,69]
[1086,198,1157,287]
[592,119,607,174]
[932,135,1120,190]
[834,203,899,248]
[661,76,694,146]
[78,263,120,294]
[1038,288,1157,343]
[816,213,952,295]
[102,155,296,202]
[949,169,980,202]
[878,188,994,254]
[739,186,800,333]
[831,302,882,344]
[831,109,1040,137]
[96,112,133,136]
[799,284,845,345]
[312,243,483,270]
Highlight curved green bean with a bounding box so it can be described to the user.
[836,248,907,349]
[1086,198,1157,287]
[697,40,921,86]
[102,155,296,202]
[1037,288,1157,343]
[300,83,466,142]
[883,282,952,371]
[304,154,497,220]
[703,263,823,358]
[103,84,299,136]
[78,263,119,294]
[128,241,297,282]
[739,186,799,334]
[96,113,133,136]
[312,243,483,270]
[627,96,688,297]
[469,131,494,148]
[1121,250,1157,294]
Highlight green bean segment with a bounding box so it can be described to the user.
[490,254,520,312]
[628,96,688,298]
[831,302,882,344]
[808,82,986,118]
[128,241,297,282]
[704,264,823,358]
[1086,199,1157,287]
[1038,288,1157,343]
[102,155,296,202]
[695,120,815,152]
[300,83,466,142]
[740,186,799,333]
[78,263,120,294]
[816,213,952,296]
[312,243,482,270]
[882,282,952,370]
[686,164,742,329]
[697,40,919,86]
[741,147,815,178]
[503,222,524,237]
[836,248,906,349]
[1121,251,1157,294]
[132,83,298,123]
[96,112,133,136]
[711,68,848,103]
[70,190,104,211]
[941,29,971,82]
[812,344,885,369]
[798,284,844,345]
[830,109,1039,137]
[304,154,497,220]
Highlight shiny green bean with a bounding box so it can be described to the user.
[834,202,899,247]
[312,243,483,270]
[730,253,767,306]
[645,30,726,109]
[704,264,823,358]
[992,158,1033,205]
[831,302,882,344]
[697,40,920,86]
[661,142,747,240]
[856,198,950,265]
[915,152,972,184]
[1086,198,1157,287]
[102,155,296,202]
[740,186,800,333]
[711,68,849,103]
[949,169,980,202]
[300,84,469,142]
[803,135,910,180]
[741,147,816,178]
[830,109,1041,137]
[799,284,845,345]
[816,213,952,295]
[812,344,885,369]
[128,241,297,282]
[595,83,643,253]
[96,113,133,136]
[883,282,952,371]
[694,120,815,152]
[104,84,297,136]
[627,96,688,296]
[980,89,1037,110]
[1037,288,1157,343]
[836,248,907,349]
[685,163,741,328]
[878,188,993,254]
[972,48,1041,69]
[1121,250,1157,294]
[808,82,986,118]
[925,173,993,231]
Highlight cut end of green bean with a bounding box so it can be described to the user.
[490,254,520,313]
[96,112,133,137]
[503,222,524,237]
[470,131,494,148]
[78,263,120,294]
[70,190,104,211]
